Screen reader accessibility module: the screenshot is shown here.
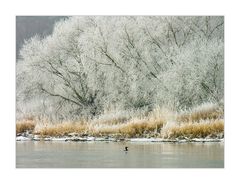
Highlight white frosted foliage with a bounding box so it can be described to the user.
[16,16,224,120]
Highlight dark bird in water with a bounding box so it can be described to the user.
[124,146,128,151]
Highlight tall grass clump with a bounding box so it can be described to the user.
[116,107,174,137]
[162,119,224,139]
[177,102,224,122]
[118,118,165,138]
[36,121,89,137]
[16,119,36,134]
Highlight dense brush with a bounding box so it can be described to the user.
[16,103,224,139]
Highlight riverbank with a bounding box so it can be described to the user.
[16,103,224,142]
[16,132,224,143]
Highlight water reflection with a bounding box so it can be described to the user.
[16,141,224,168]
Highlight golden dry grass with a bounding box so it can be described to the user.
[16,119,36,134]
[34,116,166,138]
[163,119,224,139]
[93,116,128,125]
[90,109,167,137]
[118,118,165,137]
[34,107,168,137]
[16,103,224,138]
[90,125,119,137]
[37,122,89,137]
[177,104,223,123]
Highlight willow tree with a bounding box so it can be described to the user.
[17,16,224,120]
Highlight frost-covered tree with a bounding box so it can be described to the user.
[16,16,224,120]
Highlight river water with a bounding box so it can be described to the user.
[16,141,224,168]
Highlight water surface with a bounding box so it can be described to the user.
[16,141,224,168]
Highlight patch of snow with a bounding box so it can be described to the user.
[44,137,52,141]
[87,137,95,141]
[191,138,221,142]
[32,135,41,141]
[108,137,117,141]
[95,137,108,141]
[177,139,188,143]
[151,138,165,142]
[16,136,31,141]
[52,137,68,141]
[130,138,161,142]
[65,137,88,141]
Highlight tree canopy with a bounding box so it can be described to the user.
[16,16,224,120]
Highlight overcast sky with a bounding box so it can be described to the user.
[16,16,68,59]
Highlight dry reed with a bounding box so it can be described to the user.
[162,119,224,139]
[177,103,223,122]
[37,121,88,137]
[16,119,36,134]
[16,103,224,139]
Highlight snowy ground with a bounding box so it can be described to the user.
[16,134,224,143]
